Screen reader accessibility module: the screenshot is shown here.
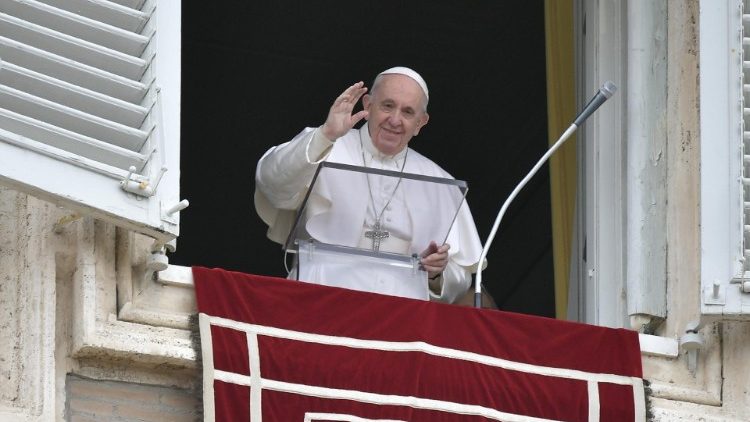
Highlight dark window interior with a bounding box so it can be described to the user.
[175,1,554,317]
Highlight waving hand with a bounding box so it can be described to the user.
[320,82,369,140]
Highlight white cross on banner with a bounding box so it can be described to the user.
[193,267,646,421]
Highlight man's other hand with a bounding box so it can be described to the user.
[420,241,450,277]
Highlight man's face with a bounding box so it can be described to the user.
[362,74,429,156]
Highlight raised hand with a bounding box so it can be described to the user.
[320,82,369,140]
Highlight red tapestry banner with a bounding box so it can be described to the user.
[193,267,645,421]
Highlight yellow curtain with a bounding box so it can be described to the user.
[544,0,576,319]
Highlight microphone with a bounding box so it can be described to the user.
[574,81,618,127]
[474,81,618,308]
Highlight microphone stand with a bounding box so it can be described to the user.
[474,82,617,308]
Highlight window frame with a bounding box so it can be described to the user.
[571,0,629,327]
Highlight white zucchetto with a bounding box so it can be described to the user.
[378,66,429,99]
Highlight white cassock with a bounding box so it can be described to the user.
[255,123,483,302]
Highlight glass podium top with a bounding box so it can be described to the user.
[284,161,468,264]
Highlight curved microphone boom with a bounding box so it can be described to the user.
[474,81,618,308]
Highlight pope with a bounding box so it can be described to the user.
[255,67,483,302]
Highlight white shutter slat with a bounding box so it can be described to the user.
[1,0,150,56]
[0,36,147,102]
[0,127,131,179]
[107,0,144,11]
[34,0,149,33]
[0,84,149,151]
[0,12,147,80]
[0,108,147,171]
[0,61,148,126]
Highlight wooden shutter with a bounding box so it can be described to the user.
[0,0,182,241]
[699,0,750,316]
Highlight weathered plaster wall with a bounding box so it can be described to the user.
[0,187,58,421]
[0,186,199,421]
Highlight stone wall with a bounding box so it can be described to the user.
[0,186,199,421]
[66,375,199,422]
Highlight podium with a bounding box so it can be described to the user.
[284,161,468,300]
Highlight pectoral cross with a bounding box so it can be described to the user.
[364,220,389,252]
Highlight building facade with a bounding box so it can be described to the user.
[1,1,749,420]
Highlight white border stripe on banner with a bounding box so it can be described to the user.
[587,380,600,422]
[304,412,407,422]
[214,370,563,422]
[248,332,262,422]
[207,315,638,386]
[632,377,646,422]
[199,314,216,422]
[216,369,251,386]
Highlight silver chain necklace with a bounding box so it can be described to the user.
[360,133,408,252]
